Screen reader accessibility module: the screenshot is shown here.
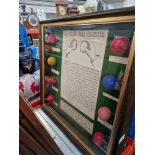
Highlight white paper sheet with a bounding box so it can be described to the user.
[61,30,108,120]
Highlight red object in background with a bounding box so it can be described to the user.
[111,36,129,55]
[31,82,39,93]
[98,106,111,122]
[27,29,39,35]
[19,82,24,93]
[45,77,57,85]
[31,98,41,109]
[122,138,135,155]
[93,131,105,146]
[27,29,39,39]
[48,34,57,44]
[46,95,55,104]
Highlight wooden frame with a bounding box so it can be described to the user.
[113,56,135,155]
[107,34,135,155]
[39,7,135,155]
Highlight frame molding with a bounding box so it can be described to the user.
[39,8,135,155]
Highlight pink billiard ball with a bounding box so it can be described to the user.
[46,95,55,104]
[111,36,129,55]
[93,131,105,146]
[48,34,57,44]
[98,106,111,122]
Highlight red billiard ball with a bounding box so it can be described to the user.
[98,106,111,122]
[93,131,105,146]
[46,77,57,85]
[46,95,55,104]
[111,36,129,55]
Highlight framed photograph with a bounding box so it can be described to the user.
[39,7,135,155]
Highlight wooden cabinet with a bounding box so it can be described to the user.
[19,95,63,155]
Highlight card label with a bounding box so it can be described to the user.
[53,47,61,53]
[51,69,60,75]
[97,117,112,130]
[52,86,58,92]
[103,92,119,102]
[109,56,128,64]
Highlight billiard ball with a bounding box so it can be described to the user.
[93,131,105,146]
[102,75,118,90]
[45,77,57,85]
[48,34,57,44]
[47,56,56,66]
[111,36,129,55]
[46,95,55,104]
[98,106,111,122]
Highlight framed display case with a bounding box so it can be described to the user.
[39,7,135,155]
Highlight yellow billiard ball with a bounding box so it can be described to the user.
[47,56,56,66]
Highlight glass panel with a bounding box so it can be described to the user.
[43,22,134,154]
